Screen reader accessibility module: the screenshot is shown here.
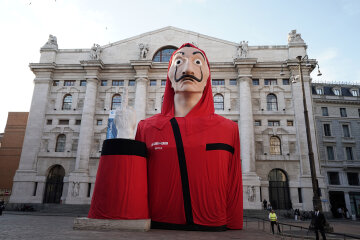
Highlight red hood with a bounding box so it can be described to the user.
[161,43,214,118]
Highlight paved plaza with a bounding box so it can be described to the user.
[1,212,360,239]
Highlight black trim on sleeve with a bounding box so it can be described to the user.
[206,143,234,154]
[170,118,194,225]
[101,138,147,158]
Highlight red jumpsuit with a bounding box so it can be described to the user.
[88,43,243,230]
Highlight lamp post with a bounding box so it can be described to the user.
[296,55,323,211]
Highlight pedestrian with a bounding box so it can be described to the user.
[269,209,281,234]
[337,207,343,218]
[267,203,272,211]
[295,208,300,221]
[312,208,327,240]
[263,199,267,210]
[0,199,5,216]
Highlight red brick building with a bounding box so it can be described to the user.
[0,112,28,201]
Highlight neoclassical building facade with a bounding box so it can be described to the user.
[10,27,327,211]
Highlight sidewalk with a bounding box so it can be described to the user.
[0,213,281,240]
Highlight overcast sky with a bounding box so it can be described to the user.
[1,0,359,132]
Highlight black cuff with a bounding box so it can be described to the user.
[101,138,147,158]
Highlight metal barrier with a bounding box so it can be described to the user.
[244,216,360,239]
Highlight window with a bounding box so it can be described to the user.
[270,136,281,155]
[153,47,177,62]
[112,80,124,86]
[351,89,359,97]
[333,88,341,96]
[161,80,166,86]
[214,94,224,110]
[64,80,75,86]
[252,79,259,85]
[87,183,92,198]
[62,94,72,110]
[80,80,87,86]
[326,146,335,160]
[347,173,359,186]
[212,79,225,86]
[323,124,331,136]
[282,79,290,85]
[53,80,59,86]
[321,107,328,116]
[316,88,323,95]
[268,120,280,126]
[343,125,350,137]
[298,188,303,203]
[346,147,354,160]
[101,80,107,86]
[230,79,237,85]
[47,119,52,125]
[55,134,66,152]
[75,120,81,125]
[328,172,340,185]
[71,139,78,152]
[267,94,278,111]
[358,109,360,117]
[254,120,261,126]
[111,94,121,110]
[59,120,69,125]
[97,120,102,125]
[128,80,135,86]
[150,80,157,86]
[340,108,347,117]
[287,120,294,126]
[264,79,277,85]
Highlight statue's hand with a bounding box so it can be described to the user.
[114,88,136,139]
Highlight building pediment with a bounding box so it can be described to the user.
[261,127,289,135]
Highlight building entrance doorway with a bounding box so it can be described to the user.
[43,165,65,203]
[268,169,292,209]
[329,191,345,218]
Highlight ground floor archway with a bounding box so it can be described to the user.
[43,165,65,204]
[268,168,292,210]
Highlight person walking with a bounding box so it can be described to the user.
[312,208,327,240]
[269,210,281,234]
[294,208,300,221]
[0,199,5,216]
[263,199,267,210]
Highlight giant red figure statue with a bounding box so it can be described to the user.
[88,43,243,230]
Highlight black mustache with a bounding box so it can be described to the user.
[175,73,203,83]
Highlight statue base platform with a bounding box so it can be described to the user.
[73,217,151,232]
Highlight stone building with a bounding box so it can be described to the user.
[312,82,360,217]
[0,112,29,201]
[10,27,327,211]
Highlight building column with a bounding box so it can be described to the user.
[10,64,55,203]
[131,60,151,123]
[66,60,103,204]
[234,58,261,209]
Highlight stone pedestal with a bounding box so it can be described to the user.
[73,218,151,232]
[243,172,262,209]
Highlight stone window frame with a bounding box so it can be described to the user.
[229,79,237,86]
[161,80,166,86]
[282,79,290,85]
[62,94,72,110]
[64,80,75,86]
[52,80,59,86]
[268,120,280,127]
[266,94,278,111]
[100,80,107,86]
[252,79,259,86]
[80,80,87,86]
[112,80,124,86]
[323,123,332,136]
[96,119,103,126]
[111,94,122,110]
[345,146,354,160]
[254,120,261,126]
[128,80,135,86]
[269,136,282,155]
[212,79,225,86]
[55,134,66,152]
[326,145,335,161]
[58,119,69,125]
[264,79,277,86]
[340,108,347,117]
[287,120,294,126]
[321,107,329,116]
[342,124,351,138]
[149,80,157,86]
[152,46,177,62]
[213,94,224,110]
[327,171,340,185]
[347,172,359,186]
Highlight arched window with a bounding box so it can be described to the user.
[111,94,121,110]
[55,134,66,152]
[270,136,281,155]
[153,46,177,62]
[268,169,292,209]
[267,94,278,111]
[62,94,72,110]
[214,94,224,110]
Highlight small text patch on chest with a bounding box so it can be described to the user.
[151,141,168,150]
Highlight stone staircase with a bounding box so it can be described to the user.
[5,203,90,216]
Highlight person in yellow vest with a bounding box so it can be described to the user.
[269,209,281,234]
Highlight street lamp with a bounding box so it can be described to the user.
[282,56,323,211]
[295,55,323,212]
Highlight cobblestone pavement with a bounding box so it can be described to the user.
[0,213,281,240]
